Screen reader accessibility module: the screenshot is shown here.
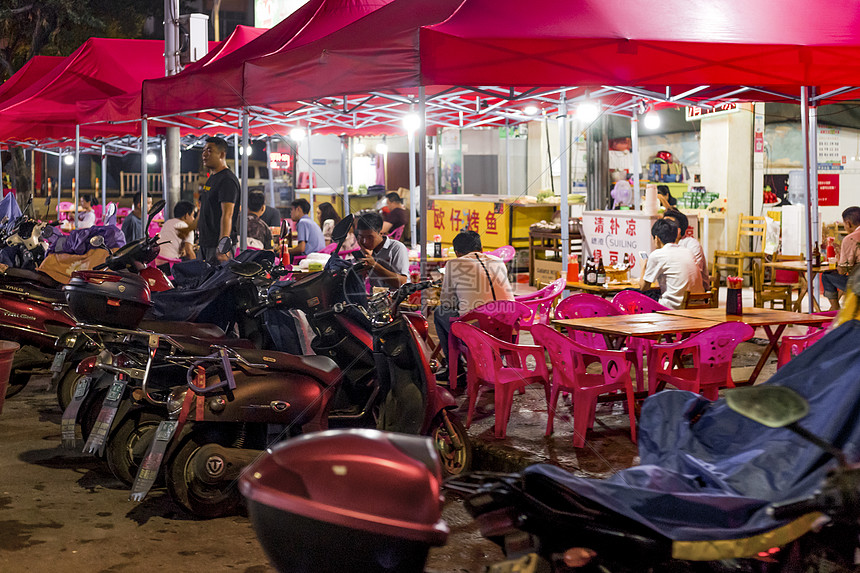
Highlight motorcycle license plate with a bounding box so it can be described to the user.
[50,350,68,373]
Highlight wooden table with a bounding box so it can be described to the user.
[566,281,637,297]
[657,307,832,384]
[763,260,831,311]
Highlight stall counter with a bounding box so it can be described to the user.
[293,188,386,217]
[428,195,555,250]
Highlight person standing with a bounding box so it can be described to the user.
[158,200,197,261]
[434,229,514,368]
[822,206,860,310]
[76,194,96,229]
[355,212,409,290]
[288,198,325,257]
[197,137,240,263]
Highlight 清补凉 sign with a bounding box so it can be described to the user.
[685,103,739,122]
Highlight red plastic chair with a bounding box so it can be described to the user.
[553,293,621,349]
[611,290,670,314]
[485,245,516,263]
[777,328,826,370]
[532,324,637,448]
[448,300,532,389]
[515,277,565,330]
[650,322,754,400]
[451,322,549,438]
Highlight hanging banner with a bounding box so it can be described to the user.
[818,173,840,206]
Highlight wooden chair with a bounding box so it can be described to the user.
[752,260,792,309]
[682,287,719,309]
[712,215,767,286]
[769,253,807,310]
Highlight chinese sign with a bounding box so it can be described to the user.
[269,151,292,171]
[685,103,739,121]
[429,200,504,249]
[817,127,843,170]
[818,173,840,206]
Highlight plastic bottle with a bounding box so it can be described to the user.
[826,237,836,260]
[566,255,579,284]
[596,257,606,286]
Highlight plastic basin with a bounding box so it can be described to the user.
[0,341,20,414]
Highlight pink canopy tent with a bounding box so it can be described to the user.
[0,56,64,104]
[141,0,393,118]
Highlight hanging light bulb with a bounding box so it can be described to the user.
[644,111,661,130]
[63,155,74,166]
[524,105,539,116]
[354,141,366,154]
[577,102,600,123]
[239,145,253,156]
[375,141,388,154]
[146,153,158,165]
[290,127,306,141]
[403,113,421,133]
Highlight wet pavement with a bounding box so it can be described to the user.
[0,327,787,572]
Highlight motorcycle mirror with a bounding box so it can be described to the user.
[217,236,233,255]
[279,219,288,240]
[230,262,263,278]
[147,199,166,225]
[724,386,808,429]
[44,194,52,207]
[331,214,353,244]
[104,202,117,221]
[89,235,106,248]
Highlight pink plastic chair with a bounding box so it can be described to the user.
[515,277,565,330]
[448,300,532,389]
[451,322,549,438]
[650,322,754,400]
[611,290,670,314]
[93,204,104,226]
[485,245,516,263]
[532,324,637,448]
[57,201,74,222]
[553,293,621,349]
[777,328,826,370]
[387,225,404,242]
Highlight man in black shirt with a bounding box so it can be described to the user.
[197,137,240,263]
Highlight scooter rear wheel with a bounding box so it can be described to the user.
[430,413,472,477]
[106,409,165,487]
[5,372,30,399]
[56,366,85,411]
[166,428,242,518]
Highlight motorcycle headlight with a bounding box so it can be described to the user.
[167,388,187,416]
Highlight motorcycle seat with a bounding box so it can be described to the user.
[232,348,341,387]
[1,268,65,289]
[170,337,256,356]
[139,320,226,340]
[0,281,66,304]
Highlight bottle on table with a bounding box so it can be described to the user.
[596,257,606,286]
[623,252,630,268]
[812,241,821,267]
[826,237,837,262]
[585,257,597,285]
[566,254,580,284]
[287,224,294,249]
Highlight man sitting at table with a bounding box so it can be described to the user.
[822,206,860,310]
[434,230,514,380]
[639,218,701,309]
[662,208,709,291]
[355,211,409,290]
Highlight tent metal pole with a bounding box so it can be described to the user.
[631,108,641,210]
[800,87,814,314]
[559,95,569,273]
[433,135,439,195]
[809,100,820,303]
[408,119,417,250]
[57,151,62,215]
[505,118,511,196]
[74,125,80,229]
[419,86,427,279]
[233,132,239,184]
[240,108,250,251]
[341,136,349,215]
[266,137,275,209]
[308,126,314,208]
[0,148,3,199]
[101,144,107,209]
[141,117,149,240]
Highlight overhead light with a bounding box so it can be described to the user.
[354,141,366,154]
[375,142,388,154]
[63,155,74,166]
[644,111,661,130]
[290,127,306,141]
[524,105,539,116]
[577,102,600,123]
[238,145,253,156]
[146,153,158,165]
[403,113,421,133]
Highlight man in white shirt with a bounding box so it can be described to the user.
[663,209,709,291]
[158,200,196,261]
[639,218,701,309]
[434,230,514,373]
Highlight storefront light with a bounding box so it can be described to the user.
[290,127,306,141]
[63,155,75,166]
[577,102,600,123]
[644,111,661,129]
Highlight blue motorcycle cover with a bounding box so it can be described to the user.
[50,225,126,255]
[529,319,860,542]
[0,194,22,232]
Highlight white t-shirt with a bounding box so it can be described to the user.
[440,252,514,315]
[643,243,701,309]
[158,218,194,260]
[77,210,96,229]
[678,236,710,290]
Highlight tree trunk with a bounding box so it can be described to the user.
[212,0,222,42]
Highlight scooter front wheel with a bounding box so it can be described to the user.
[166,428,242,518]
[106,409,166,487]
[429,413,472,477]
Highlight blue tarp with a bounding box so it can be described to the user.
[529,319,860,541]
[49,225,126,255]
[0,194,22,233]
